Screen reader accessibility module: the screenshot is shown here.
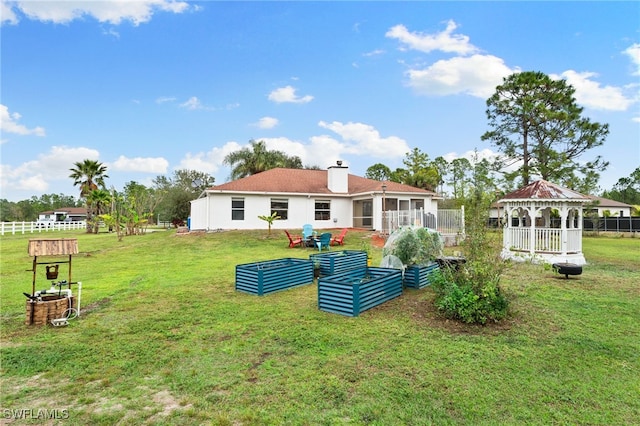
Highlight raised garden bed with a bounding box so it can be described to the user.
[235,258,314,296]
[309,250,368,278]
[403,262,440,289]
[318,267,403,317]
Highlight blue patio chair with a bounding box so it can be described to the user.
[316,232,332,251]
[302,224,313,239]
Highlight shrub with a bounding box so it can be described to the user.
[431,163,509,325]
[431,260,508,324]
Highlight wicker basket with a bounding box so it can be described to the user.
[26,296,75,326]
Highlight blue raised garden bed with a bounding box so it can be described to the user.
[309,250,368,278]
[235,258,314,296]
[403,262,440,289]
[318,267,403,317]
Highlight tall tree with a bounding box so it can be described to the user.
[365,163,392,181]
[602,167,640,205]
[153,169,214,224]
[69,159,109,232]
[223,140,302,180]
[481,71,609,191]
[390,148,440,191]
[86,189,112,233]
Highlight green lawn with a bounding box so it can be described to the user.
[1,229,639,425]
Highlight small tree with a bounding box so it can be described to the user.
[431,160,509,325]
[258,212,280,235]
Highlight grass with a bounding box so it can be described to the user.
[1,229,639,425]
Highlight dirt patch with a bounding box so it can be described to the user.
[80,297,111,314]
[370,233,386,248]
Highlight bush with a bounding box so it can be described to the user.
[431,261,508,324]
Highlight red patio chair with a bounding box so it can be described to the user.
[330,228,348,246]
[284,230,303,248]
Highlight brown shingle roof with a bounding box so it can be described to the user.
[584,195,633,208]
[209,168,436,195]
[500,180,588,201]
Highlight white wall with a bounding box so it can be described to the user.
[189,198,208,230]
[198,193,353,231]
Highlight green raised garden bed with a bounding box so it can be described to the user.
[318,267,403,317]
[309,250,368,278]
[235,258,314,296]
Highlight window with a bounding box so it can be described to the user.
[271,198,288,220]
[315,200,331,220]
[231,198,244,220]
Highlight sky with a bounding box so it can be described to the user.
[1,1,639,202]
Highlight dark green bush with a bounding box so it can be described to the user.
[431,261,508,324]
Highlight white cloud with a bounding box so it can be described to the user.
[0,104,46,136]
[255,117,279,129]
[406,54,517,98]
[179,96,206,110]
[110,155,169,173]
[386,20,478,55]
[156,96,177,104]
[268,86,314,104]
[624,43,640,76]
[363,49,385,57]
[318,121,410,158]
[1,1,18,24]
[176,141,243,175]
[4,0,192,26]
[552,70,635,111]
[0,146,101,196]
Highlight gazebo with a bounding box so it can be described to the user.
[498,180,587,265]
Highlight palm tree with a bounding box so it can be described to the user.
[69,159,109,232]
[86,189,112,233]
[223,140,302,180]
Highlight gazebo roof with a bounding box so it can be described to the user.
[499,180,588,203]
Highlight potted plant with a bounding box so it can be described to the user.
[313,259,321,279]
[383,227,443,289]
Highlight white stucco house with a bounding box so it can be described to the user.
[189,163,441,232]
[37,207,87,223]
[583,195,633,217]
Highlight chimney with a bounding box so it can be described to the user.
[327,160,348,193]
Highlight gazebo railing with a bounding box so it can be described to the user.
[506,228,581,254]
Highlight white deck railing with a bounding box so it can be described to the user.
[505,227,581,254]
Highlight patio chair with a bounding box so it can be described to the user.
[284,230,303,248]
[330,228,348,246]
[302,224,313,240]
[316,232,332,251]
[302,224,314,247]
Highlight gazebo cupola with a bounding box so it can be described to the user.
[498,180,588,265]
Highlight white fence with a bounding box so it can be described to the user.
[0,221,87,236]
[384,207,466,244]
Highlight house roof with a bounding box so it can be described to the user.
[584,195,633,208]
[499,180,589,202]
[40,207,87,215]
[208,168,438,196]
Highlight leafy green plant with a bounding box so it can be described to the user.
[431,260,508,324]
[258,211,281,235]
[383,227,443,266]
